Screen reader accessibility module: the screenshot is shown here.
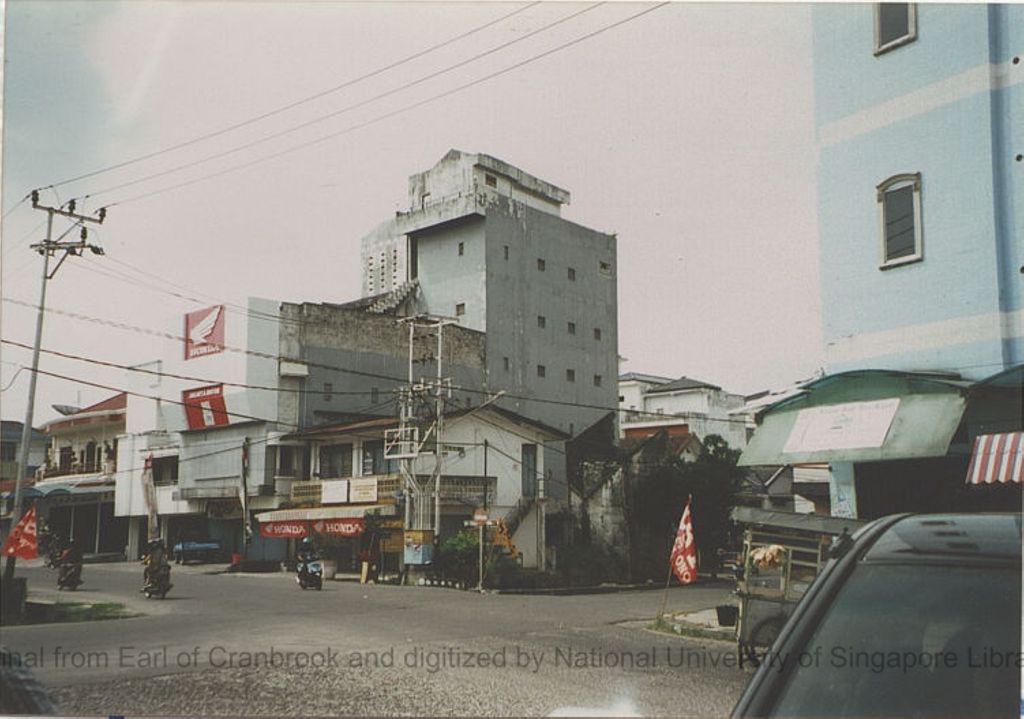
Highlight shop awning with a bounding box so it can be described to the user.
[965,432,1023,485]
[739,370,971,466]
[731,506,867,536]
[255,504,397,523]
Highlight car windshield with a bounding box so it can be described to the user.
[770,564,1022,718]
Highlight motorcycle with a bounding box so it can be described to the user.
[296,556,323,590]
[56,561,83,590]
[142,564,173,599]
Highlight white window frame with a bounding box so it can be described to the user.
[874,3,917,56]
[876,172,923,269]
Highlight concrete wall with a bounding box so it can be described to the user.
[279,302,487,428]
[178,422,267,489]
[481,198,618,437]
[411,217,488,331]
[579,461,629,553]
[813,4,1023,379]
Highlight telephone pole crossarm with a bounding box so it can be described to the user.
[3,197,108,581]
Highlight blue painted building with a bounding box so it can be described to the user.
[813,3,1022,378]
[740,5,1022,518]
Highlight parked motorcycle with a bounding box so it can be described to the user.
[56,561,83,590]
[142,564,173,599]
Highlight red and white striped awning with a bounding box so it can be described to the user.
[965,432,1023,485]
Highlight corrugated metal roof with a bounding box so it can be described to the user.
[739,371,971,466]
[645,376,721,394]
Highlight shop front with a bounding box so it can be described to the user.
[739,370,981,519]
[27,478,129,557]
[256,504,401,579]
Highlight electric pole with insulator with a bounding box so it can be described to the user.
[3,191,107,581]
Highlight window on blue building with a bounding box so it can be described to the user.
[874,3,916,55]
[877,173,923,268]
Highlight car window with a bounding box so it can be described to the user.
[770,564,1021,718]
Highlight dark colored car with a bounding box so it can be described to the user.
[172,538,223,564]
[732,513,1022,719]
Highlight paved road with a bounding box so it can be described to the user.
[2,562,751,716]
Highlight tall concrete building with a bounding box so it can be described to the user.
[361,150,620,500]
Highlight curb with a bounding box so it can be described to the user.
[491,577,733,596]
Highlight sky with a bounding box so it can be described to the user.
[0,0,823,427]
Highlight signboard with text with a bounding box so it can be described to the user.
[258,517,365,538]
[321,480,349,505]
[259,520,308,538]
[184,305,226,360]
[349,478,379,503]
[783,398,900,454]
[314,518,364,537]
[182,384,230,430]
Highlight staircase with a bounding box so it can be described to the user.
[492,497,536,560]
[368,280,418,314]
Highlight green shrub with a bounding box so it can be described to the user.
[435,530,480,586]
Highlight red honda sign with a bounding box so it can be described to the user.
[315,518,364,537]
[182,384,229,429]
[258,518,365,538]
[184,305,225,360]
[259,520,308,538]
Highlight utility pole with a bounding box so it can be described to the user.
[387,316,452,583]
[3,192,107,581]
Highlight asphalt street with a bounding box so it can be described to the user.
[2,561,750,716]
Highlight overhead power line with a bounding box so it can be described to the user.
[36,2,541,194]
[0,294,759,427]
[0,339,377,398]
[99,2,669,209]
[72,3,603,205]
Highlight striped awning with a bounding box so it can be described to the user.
[965,432,1023,485]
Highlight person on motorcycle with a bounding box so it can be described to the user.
[297,537,318,563]
[142,539,170,588]
[57,538,83,586]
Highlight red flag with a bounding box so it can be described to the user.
[669,498,697,584]
[2,505,39,560]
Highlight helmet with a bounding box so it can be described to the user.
[300,537,313,548]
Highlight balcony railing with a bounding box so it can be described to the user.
[40,459,117,480]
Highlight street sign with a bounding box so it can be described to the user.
[472,507,488,525]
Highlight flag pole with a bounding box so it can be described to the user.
[658,494,693,619]
[657,544,675,619]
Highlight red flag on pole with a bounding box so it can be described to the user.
[669,498,697,584]
[2,505,39,560]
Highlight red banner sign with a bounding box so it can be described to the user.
[182,384,229,430]
[258,517,364,538]
[315,518,364,537]
[184,305,225,360]
[259,520,309,538]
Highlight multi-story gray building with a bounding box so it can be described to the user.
[360,150,620,500]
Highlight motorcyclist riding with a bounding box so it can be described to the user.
[297,537,318,563]
[296,537,323,590]
[56,538,83,589]
[141,539,172,598]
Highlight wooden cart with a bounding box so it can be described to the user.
[729,507,865,661]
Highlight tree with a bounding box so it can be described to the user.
[626,434,743,580]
